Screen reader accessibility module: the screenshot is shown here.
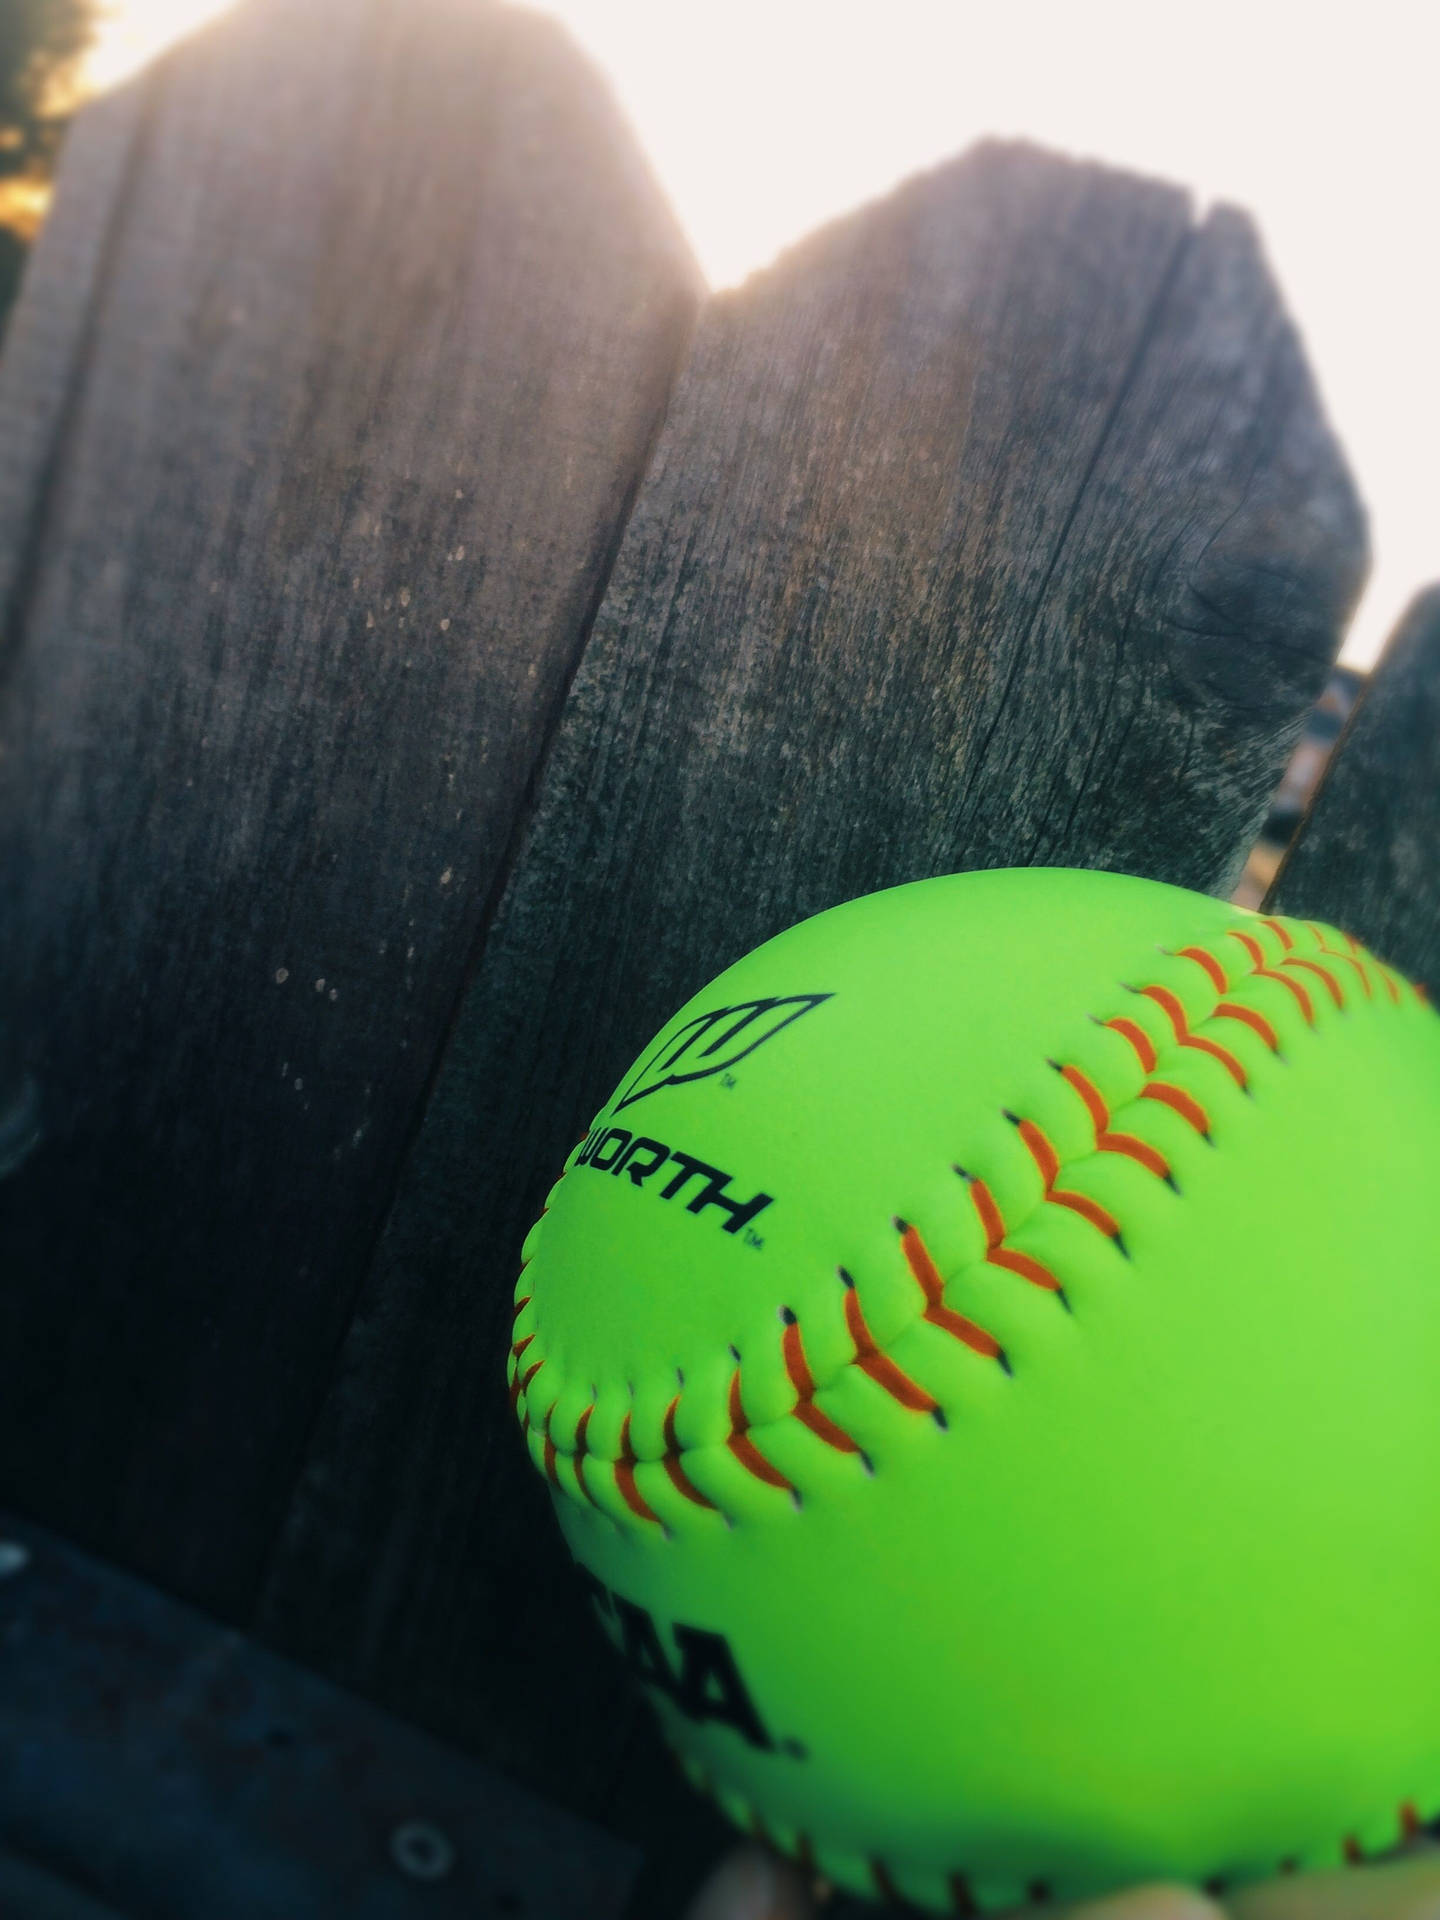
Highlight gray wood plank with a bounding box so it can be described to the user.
[0,0,699,1614]
[1266,586,1440,984]
[260,141,1364,1900]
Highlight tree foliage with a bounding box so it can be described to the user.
[0,0,98,330]
[1,0,97,179]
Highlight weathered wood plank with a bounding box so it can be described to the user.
[261,142,1364,1905]
[1266,586,1440,984]
[0,0,699,1612]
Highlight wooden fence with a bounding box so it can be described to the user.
[0,0,1435,1914]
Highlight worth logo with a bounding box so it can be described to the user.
[614,994,832,1112]
[578,1571,776,1751]
[572,1128,772,1237]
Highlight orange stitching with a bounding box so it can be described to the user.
[726,1369,797,1493]
[615,1411,664,1524]
[1057,1060,1105,1133]
[988,1244,1063,1291]
[1285,955,1346,1009]
[1345,932,1403,1005]
[1014,1116,1060,1186]
[1103,1014,1157,1070]
[1213,1000,1280,1052]
[518,915,1417,1523]
[510,1320,542,1412]
[1013,1115,1125,1250]
[1178,944,1229,992]
[781,1310,866,1454]
[1139,984,1247,1087]
[661,1397,719,1509]
[1228,928,1315,1023]
[899,1220,1011,1365]
[1314,925,1373,999]
[967,1173,1006,1248]
[1059,1063,1172,1184]
[841,1270,942,1415]
[573,1405,604,1510]
[1260,915,1295,952]
[1140,1080,1211,1138]
[957,1167,1065,1295]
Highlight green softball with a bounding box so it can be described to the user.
[510,867,1440,1911]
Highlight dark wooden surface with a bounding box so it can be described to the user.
[0,1514,640,1920]
[0,1849,132,1920]
[1266,587,1440,988]
[255,142,1366,1915]
[0,0,700,1618]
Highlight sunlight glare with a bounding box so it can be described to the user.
[81,0,1437,668]
[86,0,235,91]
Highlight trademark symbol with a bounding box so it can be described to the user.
[743,1227,765,1250]
[721,1073,737,1089]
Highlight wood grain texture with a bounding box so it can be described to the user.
[0,0,700,1612]
[260,143,1364,1910]
[1266,586,1440,984]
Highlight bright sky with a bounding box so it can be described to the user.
[86,0,1436,670]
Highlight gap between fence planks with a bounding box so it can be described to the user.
[256,133,1366,1914]
[0,0,700,1613]
[1266,587,1440,988]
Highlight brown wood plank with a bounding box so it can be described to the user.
[0,0,699,1614]
[1266,586,1440,985]
[260,142,1364,1905]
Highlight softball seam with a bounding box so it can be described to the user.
[510,915,1418,1532]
